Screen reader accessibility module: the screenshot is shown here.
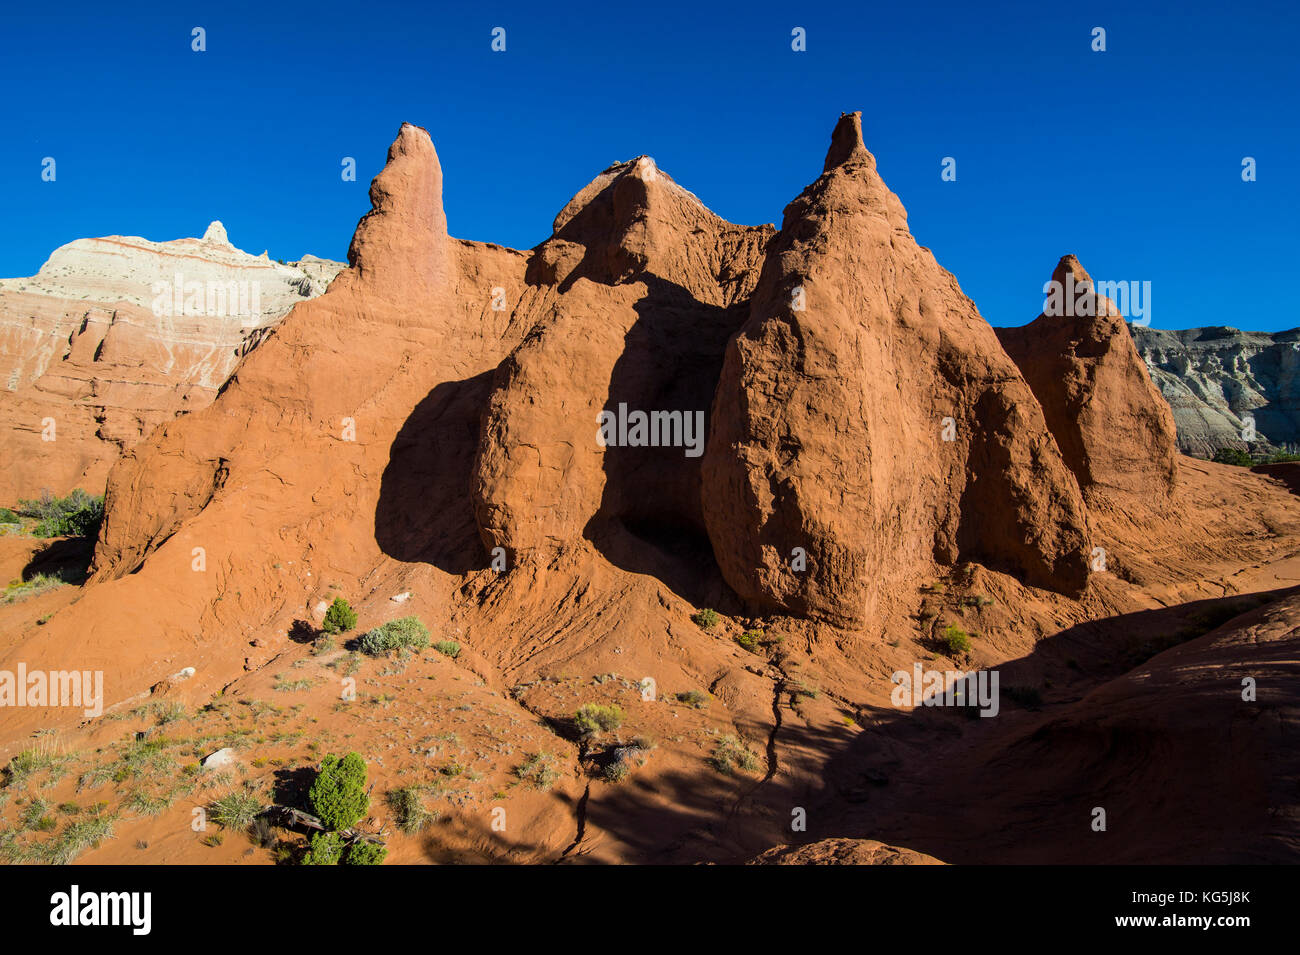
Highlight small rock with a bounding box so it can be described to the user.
[202,747,236,770]
[391,591,412,603]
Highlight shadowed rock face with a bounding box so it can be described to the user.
[996,255,1178,505]
[472,156,773,565]
[701,112,1091,627]
[1131,324,1300,456]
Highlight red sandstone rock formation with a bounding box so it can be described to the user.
[996,255,1178,505]
[472,155,772,562]
[702,113,1091,628]
[2,116,1292,867]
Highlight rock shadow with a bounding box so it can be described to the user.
[581,274,748,610]
[375,369,497,573]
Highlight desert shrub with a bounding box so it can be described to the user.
[514,752,560,790]
[736,630,763,652]
[2,572,69,604]
[2,744,62,788]
[307,752,369,830]
[601,741,653,783]
[210,789,263,831]
[941,624,972,655]
[328,651,363,677]
[432,640,461,658]
[16,489,104,539]
[573,703,624,736]
[358,616,429,655]
[302,830,343,865]
[386,786,434,833]
[602,760,630,783]
[321,598,358,635]
[126,790,173,816]
[1211,447,1253,467]
[1262,450,1300,464]
[0,508,17,523]
[249,816,276,848]
[47,497,103,538]
[20,799,52,831]
[709,735,759,775]
[14,492,60,521]
[112,737,173,783]
[343,840,387,865]
[675,690,709,709]
[692,608,720,629]
[791,680,819,700]
[150,700,186,725]
[32,815,114,865]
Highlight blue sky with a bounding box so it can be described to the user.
[1,0,1296,330]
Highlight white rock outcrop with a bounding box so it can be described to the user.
[0,225,346,500]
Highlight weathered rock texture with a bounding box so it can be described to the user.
[751,839,946,865]
[1131,324,1300,456]
[701,113,1091,627]
[3,116,1299,868]
[996,255,1178,504]
[473,156,772,562]
[0,223,343,500]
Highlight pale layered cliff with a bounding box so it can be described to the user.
[0,223,343,500]
[1132,325,1300,456]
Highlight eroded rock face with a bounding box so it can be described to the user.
[341,122,451,305]
[1,116,1295,867]
[1131,325,1300,456]
[472,157,773,561]
[701,113,1091,627]
[0,223,343,500]
[21,118,1165,708]
[88,125,530,583]
[997,255,1178,503]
